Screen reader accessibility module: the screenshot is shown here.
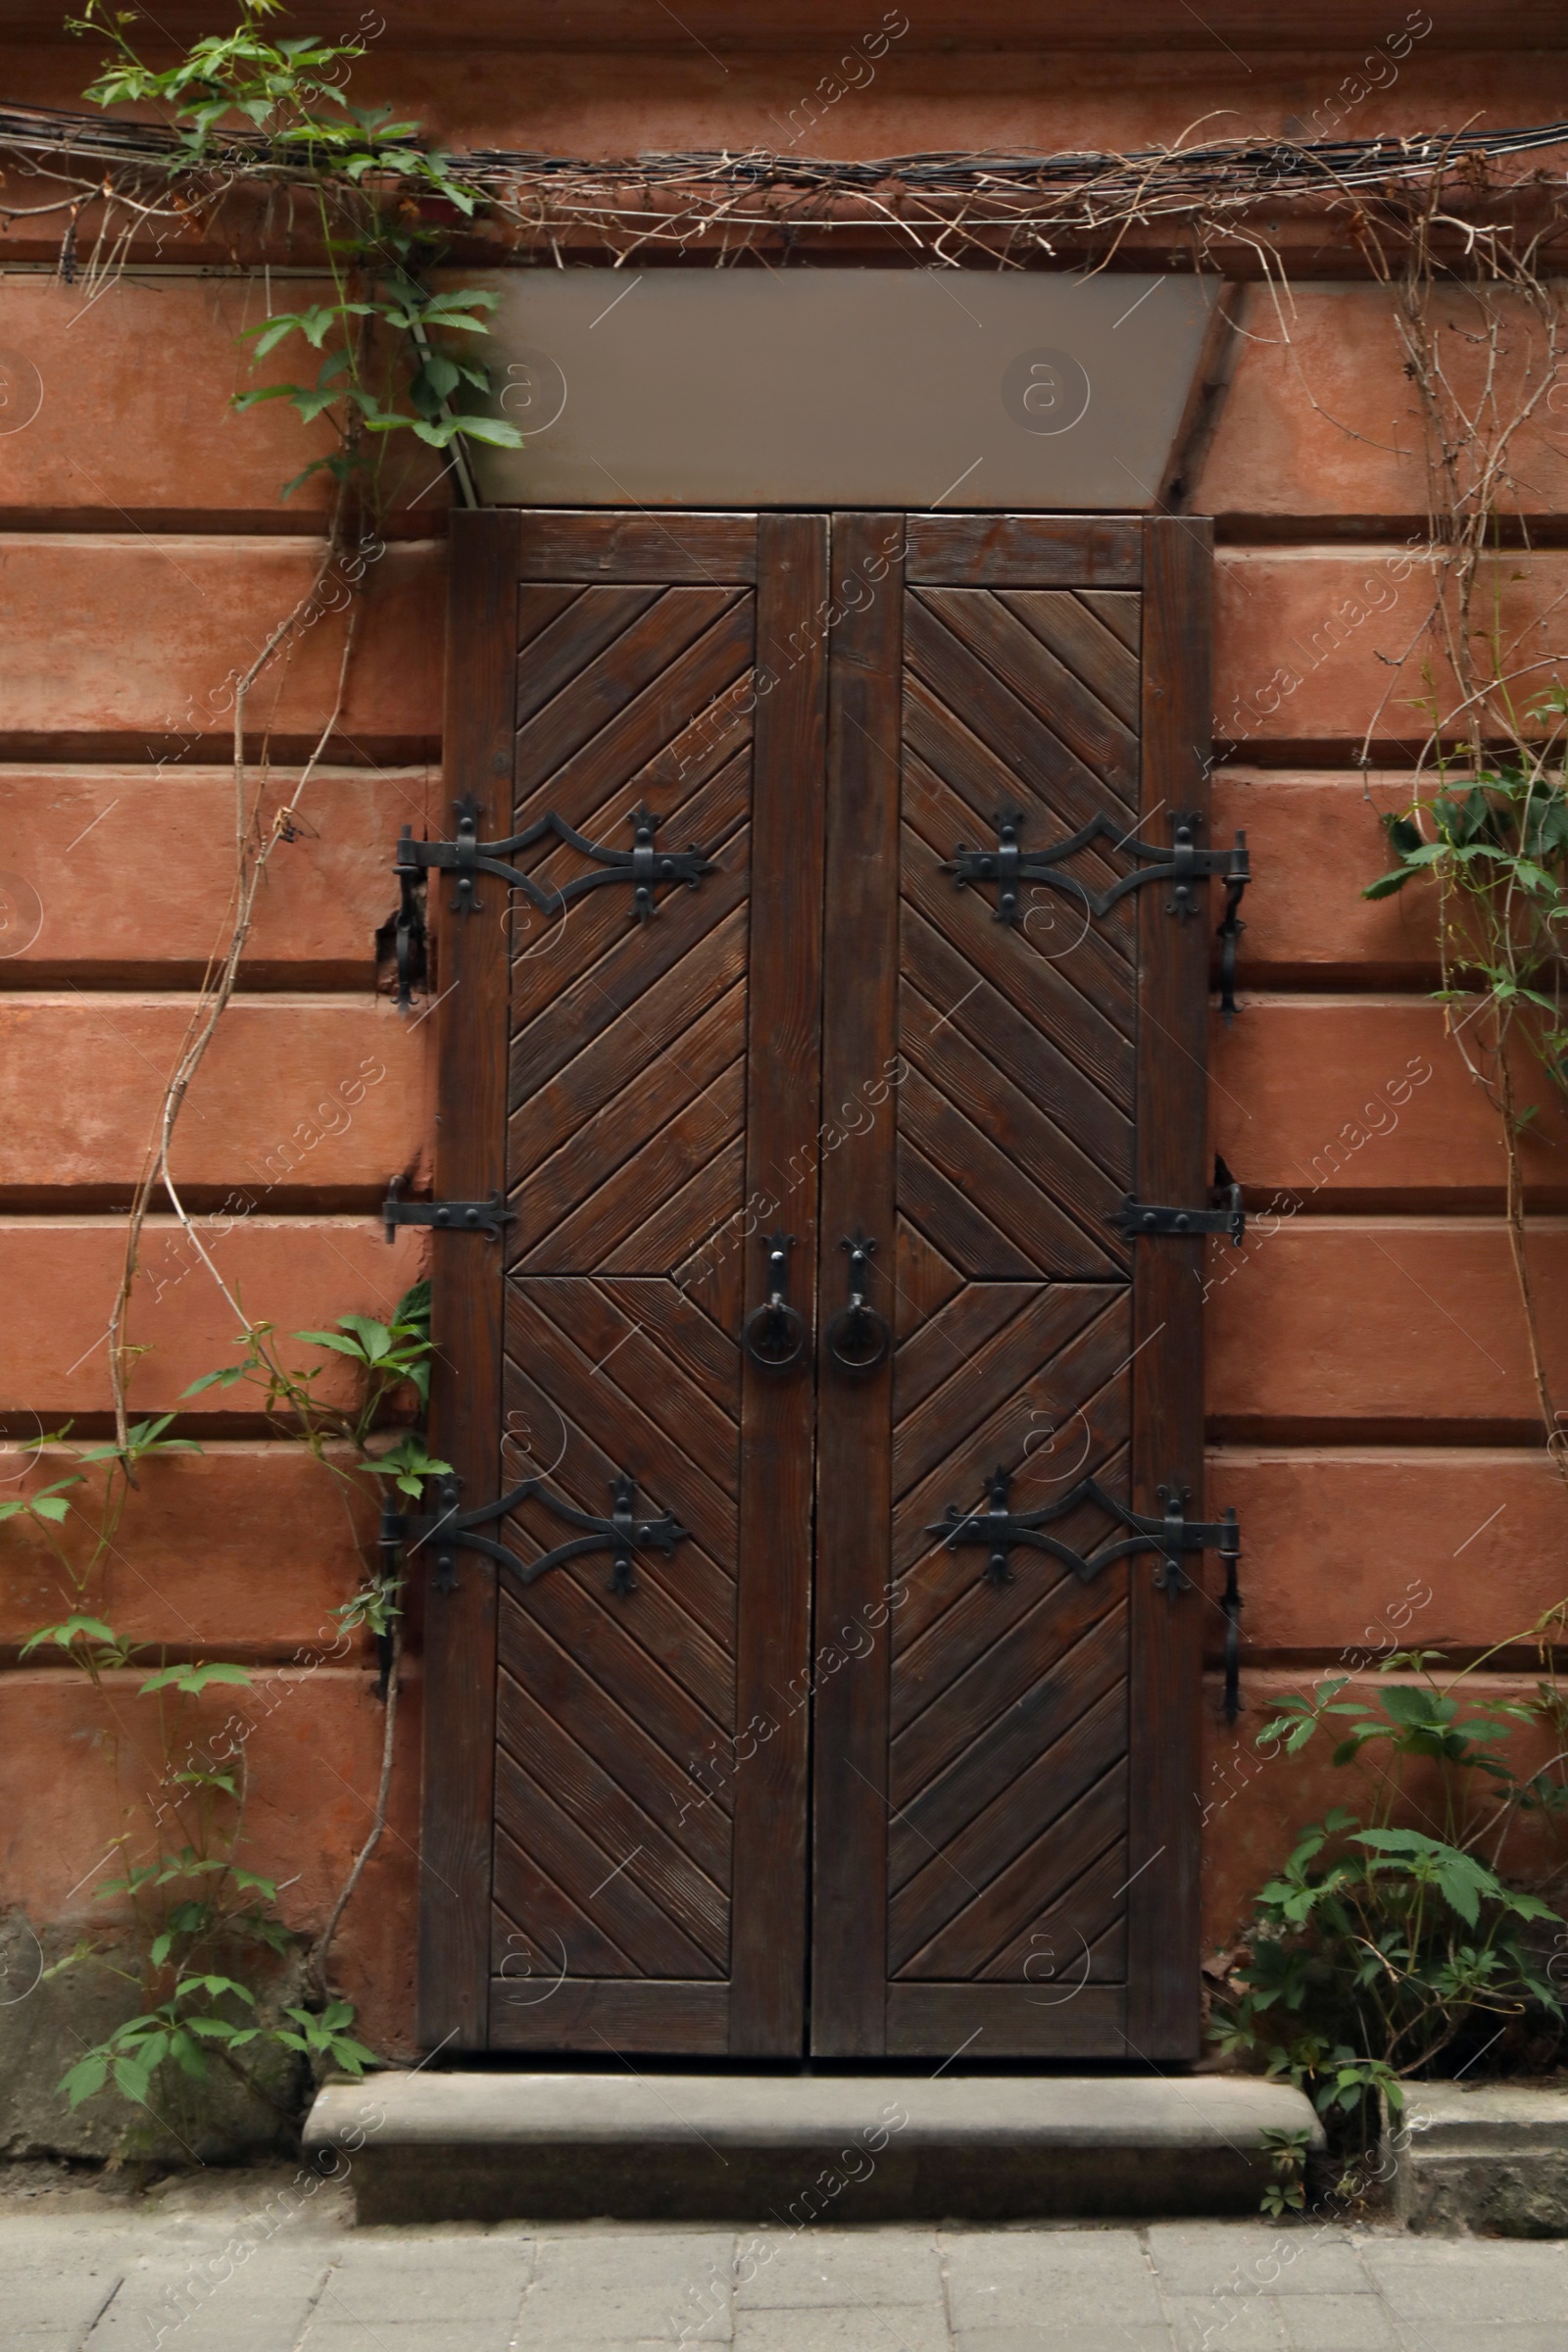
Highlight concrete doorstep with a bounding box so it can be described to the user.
[304,2073,1323,2226]
[1392,2082,1568,2237]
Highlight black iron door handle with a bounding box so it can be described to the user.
[743,1231,807,1371]
[825,1231,891,1375]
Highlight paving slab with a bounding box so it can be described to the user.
[733,2228,945,2308]
[306,2075,1322,2225]
[1356,2233,1568,2321]
[942,2227,1166,2329]
[1145,2221,1372,2296]
[1164,2288,1290,2349]
[733,2307,951,2352]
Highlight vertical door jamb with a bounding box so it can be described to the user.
[729,513,829,2054]
[417,506,519,2052]
[1125,514,1213,2061]
[809,512,905,2056]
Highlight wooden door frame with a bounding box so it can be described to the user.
[418,505,518,2054]
[416,507,1213,2061]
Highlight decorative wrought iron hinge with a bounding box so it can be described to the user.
[1109,1160,1246,1247]
[381,1176,514,1245]
[927,1465,1244,1720]
[396,798,713,921]
[944,806,1251,1016]
[384,1469,688,1599]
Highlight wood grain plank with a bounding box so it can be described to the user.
[897,1138,1034,1280]
[511,907,749,1180]
[1076,589,1141,654]
[514,604,756,821]
[525,1275,738,1498]
[904,516,1142,588]
[517,582,584,656]
[809,512,903,2058]
[890,1595,1130,1861]
[894,1216,964,1343]
[996,589,1142,728]
[884,1983,1127,2055]
[492,1830,638,1979]
[1125,514,1212,2062]
[916,589,1140,802]
[515,585,661,724]
[901,897,1134,1189]
[901,666,1136,922]
[496,1680,729,1971]
[493,1738,721,1979]
[514,589,742,796]
[897,1707,1127,1954]
[895,1445,1130,1700]
[891,1693,1128,1975]
[498,1594,732,1884]
[516,512,759,584]
[902,754,1136,1091]
[893,1284,1034,1423]
[893,1284,1111,1501]
[729,510,827,2057]
[904,594,1136,835]
[518,1059,745,1273]
[503,1292,739,1606]
[513,987,745,1254]
[511,806,750,1102]
[622,1141,748,1286]
[418,504,518,2054]
[489,1979,731,2053]
[598,1275,737,1413]
[981,1830,1130,1980]
[902,988,1127,1276]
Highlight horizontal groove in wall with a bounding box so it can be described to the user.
[0,510,449,539]
[1206,1439,1555,1462]
[1207,1416,1550,1447]
[1215,963,1440,991]
[0,1185,411,1215]
[1231,1187,1568,1216]
[1212,514,1568,549]
[0,1412,420,1444]
[1210,1645,1555,1673]
[1213,738,1450,766]
[0,735,442,767]
[0,962,382,993]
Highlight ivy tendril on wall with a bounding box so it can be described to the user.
[3,0,516,2142]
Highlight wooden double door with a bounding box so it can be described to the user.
[418,507,1214,2062]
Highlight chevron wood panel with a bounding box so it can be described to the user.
[885,580,1145,1995]
[886,1278,1135,1985]
[493,1274,742,1982]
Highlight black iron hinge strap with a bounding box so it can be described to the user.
[1109,1162,1246,1247]
[395,799,714,922]
[382,1177,514,1244]
[382,1470,687,1599]
[943,807,1250,1016]
[927,1467,1244,1720]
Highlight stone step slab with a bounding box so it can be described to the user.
[304,2071,1323,2225]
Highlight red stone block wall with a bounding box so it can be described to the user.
[1,6,1564,2081]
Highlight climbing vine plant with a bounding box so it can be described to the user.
[5,0,521,2138]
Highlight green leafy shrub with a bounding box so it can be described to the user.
[1211,1627,1568,2135]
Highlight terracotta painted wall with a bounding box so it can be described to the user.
[2,16,1565,2073]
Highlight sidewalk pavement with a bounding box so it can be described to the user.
[4,2164,1564,2352]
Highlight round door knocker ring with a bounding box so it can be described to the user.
[743,1298,807,1372]
[825,1301,891,1376]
